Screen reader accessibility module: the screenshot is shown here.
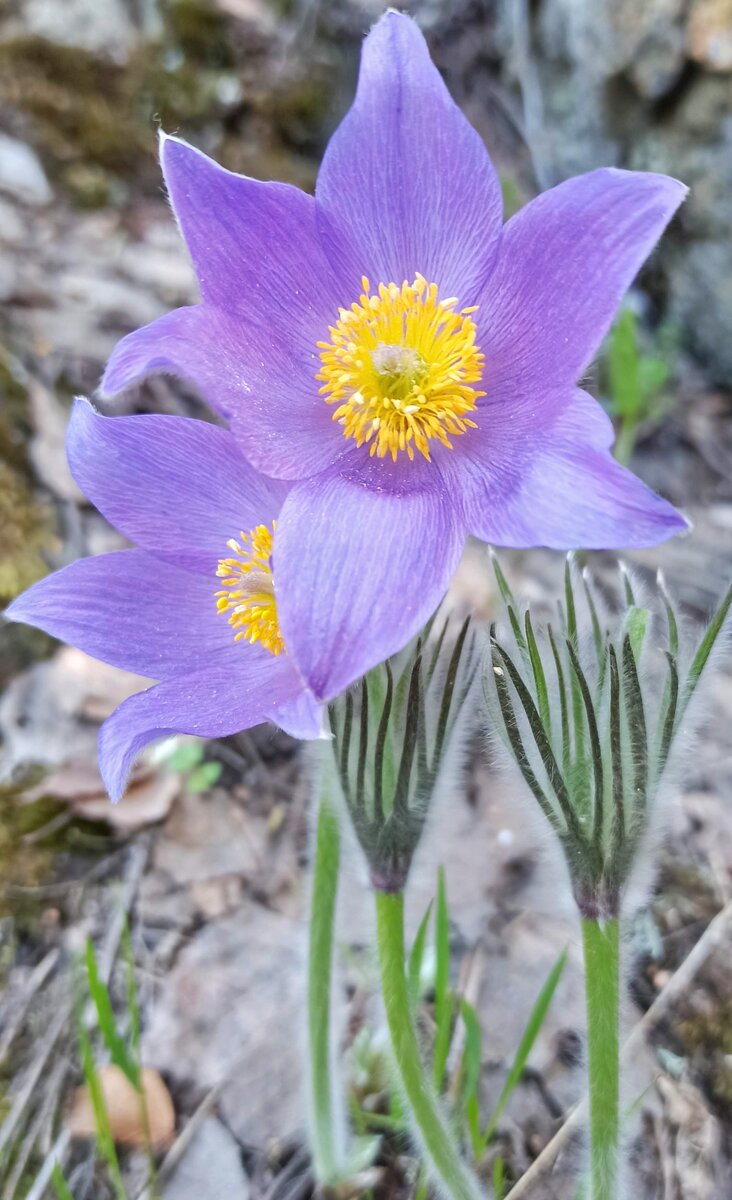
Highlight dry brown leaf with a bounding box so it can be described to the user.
[26,757,181,831]
[68,1064,175,1149]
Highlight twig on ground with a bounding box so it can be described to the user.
[0,948,60,1065]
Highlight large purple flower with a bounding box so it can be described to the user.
[5,401,324,801]
[102,11,688,703]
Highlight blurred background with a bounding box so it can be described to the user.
[1,2,731,1198]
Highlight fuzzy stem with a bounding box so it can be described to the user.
[375,889,482,1200]
[307,788,344,1183]
[581,917,621,1200]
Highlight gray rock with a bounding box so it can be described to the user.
[145,905,306,1147]
[17,0,138,60]
[0,136,52,207]
[494,0,732,384]
[162,1117,249,1200]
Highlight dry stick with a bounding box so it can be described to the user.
[0,948,60,1065]
[3,1058,69,1200]
[504,900,732,1200]
[24,1129,72,1200]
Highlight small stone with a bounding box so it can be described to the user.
[162,1117,249,1200]
[688,0,732,71]
[18,0,138,60]
[0,136,52,207]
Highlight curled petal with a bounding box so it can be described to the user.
[99,653,311,802]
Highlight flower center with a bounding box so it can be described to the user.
[317,274,485,462]
[215,522,284,656]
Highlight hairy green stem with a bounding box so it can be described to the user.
[375,890,482,1200]
[581,917,620,1200]
[307,788,344,1183]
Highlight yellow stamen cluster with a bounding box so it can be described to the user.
[215,522,284,656]
[317,274,485,462]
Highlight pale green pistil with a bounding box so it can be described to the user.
[371,342,427,400]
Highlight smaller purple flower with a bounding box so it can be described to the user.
[4,400,324,801]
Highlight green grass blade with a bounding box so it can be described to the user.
[78,1020,128,1200]
[121,919,141,1080]
[408,901,433,1009]
[459,998,483,1158]
[85,939,138,1088]
[480,949,568,1149]
[51,1166,75,1200]
[433,867,453,1091]
[493,1155,506,1200]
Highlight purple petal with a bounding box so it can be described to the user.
[99,652,311,802]
[477,168,687,389]
[4,550,240,677]
[316,11,502,299]
[67,399,287,571]
[159,134,350,342]
[274,465,464,700]
[271,690,327,740]
[451,390,688,549]
[101,300,347,483]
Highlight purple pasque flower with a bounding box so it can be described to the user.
[101,10,688,704]
[5,400,324,801]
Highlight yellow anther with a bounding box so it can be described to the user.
[214,522,284,656]
[317,275,484,463]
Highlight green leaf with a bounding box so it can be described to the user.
[548,625,571,780]
[480,949,568,1149]
[680,583,732,722]
[626,606,649,662]
[566,641,605,849]
[85,939,138,1089]
[608,309,640,421]
[658,574,679,657]
[51,1166,75,1200]
[525,611,551,737]
[637,355,668,401]
[408,901,433,1009]
[166,740,204,772]
[433,867,453,1091]
[565,559,585,767]
[487,644,560,832]
[187,760,223,793]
